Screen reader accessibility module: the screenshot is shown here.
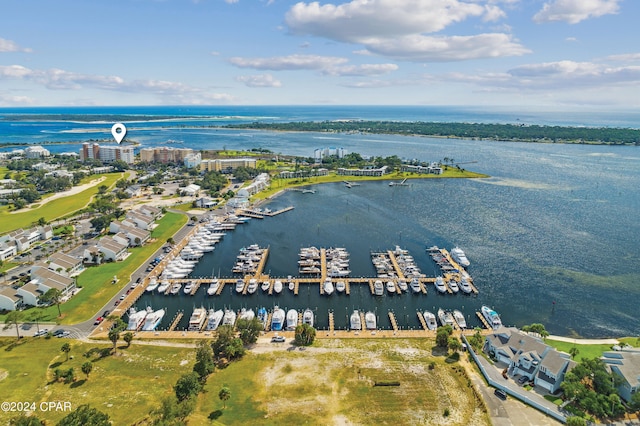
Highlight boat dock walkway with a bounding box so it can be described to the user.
[168,311,183,332]
[189,281,201,295]
[417,311,428,331]
[328,311,334,332]
[476,311,491,329]
[386,250,406,282]
[265,312,273,331]
[388,312,398,332]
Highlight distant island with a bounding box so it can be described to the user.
[223,120,640,145]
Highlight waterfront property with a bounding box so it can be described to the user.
[602,348,640,402]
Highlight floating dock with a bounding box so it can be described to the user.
[168,311,183,332]
[388,311,398,332]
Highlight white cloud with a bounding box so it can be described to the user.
[236,74,282,87]
[324,63,398,76]
[0,38,32,53]
[533,0,620,24]
[284,0,525,62]
[605,53,640,62]
[0,93,35,106]
[229,54,348,70]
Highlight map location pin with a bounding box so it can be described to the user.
[111,123,127,144]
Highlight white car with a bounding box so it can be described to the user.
[34,329,49,337]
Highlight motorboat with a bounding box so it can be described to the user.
[373,280,384,296]
[451,246,470,267]
[302,309,314,327]
[386,281,396,294]
[145,278,159,292]
[170,283,182,295]
[273,280,283,294]
[365,311,376,330]
[222,309,237,327]
[410,278,421,293]
[350,310,362,330]
[323,278,334,295]
[157,280,170,293]
[286,309,298,330]
[448,280,459,293]
[207,279,220,296]
[335,281,346,293]
[127,307,151,331]
[141,309,165,331]
[288,280,295,291]
[271,307,285,331]
[397,280,408,292]
[453,309,467,329]
[437,308,455,327]
[238,308,255,321]
[235,279,245,293]
[459,278,473,294]
[183,281,195,295]
[206,309,224,331]
[435,276,447,294]
[247,279,258,294]
[261,281,271,292]
[423,310,437,330]
[257,307,267,329]
[188,307,207,331]
[481,305,502,330]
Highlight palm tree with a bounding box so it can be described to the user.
[218,386,231,409]
[61,342,71,361]
[569,347,579,359]
[4,310,23,340]
[42,288,63,317]
[81,361,93,379]
[28,309,47,333]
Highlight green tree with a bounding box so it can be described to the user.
[236,317,263,345]
[57,404,110,426]
[37,217,47,226]
[211,324,235,358]
[174,372,203,401]
[436,325,453,348]
[123,331,134,347]
[294,323,316,346]
[448,337,462,352]
[468,328,484,351]
[218,386,231,409]
[151,396,195,425]
[566,416,587,426]
[569,346,580,359]
[61,342,71,361]
[8,414,45,426]
[81,361,93,379]
[41,288,63,317]
[4,310,23,340]
[629,391,640,413]
[193,341,215,381]
[521,323,549,338]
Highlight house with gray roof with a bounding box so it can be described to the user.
[0,287,22,311]
[602,349,640,402]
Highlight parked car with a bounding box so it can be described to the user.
[57,331,71,338]
[102,310,111,317]
[517,375,529,385]
[52,329,66,337]
[34,329,49,337]
[271,335,285,343]
[94,317,104,325]
[119,294,125,300]
[494,389,507,400]
[114,300,121,306]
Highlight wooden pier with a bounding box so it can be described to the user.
[417,311,428,331]
[168,311,183,332]
[328,311,334,332]
[189,280,201,295]
[265,312,273,331]
[344,280,351,295]
[359,311,366,332]
[238,210,264,219]
[388,311,399,332]
[320,248,327,278]
[387,251,406,281]
[476,311,490,329]
[215,280,226,295]
[265,206,294,216]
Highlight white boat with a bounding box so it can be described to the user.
[141,309,165,331]
[335,281,346,293]
[126,307,151,331]
[451,246,470,267]
[170,283,182,295]
[435,276,447,294]
[481,305,502,330]
[437,308,455,327]
[386,281,396,294]
[373,280,384,296]
[397,280,408,292]
[247,279,258,294]
[410,278,421,293]
[222,309,237,327]
[365,311,376,330]
[302,309,314,327]
[323,278,334,295]
[188,307,207,331]
[271,307,285,331]
[459,278,473,294]
[273,280,283,294]
[453,309,467,329]
[207,279,219,296]
[157,280,171,293]
[286,309,298,330]
[448,280,459,293]
[145,278,159,292]
[288,280,295,291]
[261,281,270,292]
[423,310,437,330]
[183,281,195,295]
[238,308,255,321]
[350,310,362,330]
[206,309,224,331]
[235,279,245,293]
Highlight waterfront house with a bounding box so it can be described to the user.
[602,349,640,402]
[0,287,22,311]
[336,165,388,177]
[485,327,575,393]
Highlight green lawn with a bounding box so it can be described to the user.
[545,338,616,360]
[0,173,123,234]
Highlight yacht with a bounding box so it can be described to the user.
[235,279,245,293]
[434,276,447,294]
[157,280,171,294]
[170,283,182,295]
[437,308,455,327]
[481,305,503,330]
[451,246,470,267]
[459,277,473,294]
[188,307,207,331]
[273,280,283,294]
[141,309,165,331]
[238,308,255,321]
[448,279,459,293]
[365,311,376,330]
[207,279,220,296]
[145,278,159,292]
[271,307,285,331]
[386,281,396,294]
[127,307,150,331]
[423,310,437,330]
[350,310,362,330]
[286,309,298,330]
[302,309,314,327]
[183,281,195,295]
[247,279,258,294]
[206,309,224,331]
[453,309,467,329]
[222,309,237,327]
[261,281,271,292]
[410,278,422,293]
[373,280,384,296]
[397,280,408,292]
[323,278,334,295]
[335,281,346,293]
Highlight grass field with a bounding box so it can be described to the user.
[545,338,616,360]
[0,173,123,234]
[0,337,488,425]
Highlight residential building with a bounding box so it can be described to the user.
[184,152,202,168]
[0,287,22,311]
[124,211,154,230]
[195,197,217,208]
[17,268,76,306]
[0,242,17,261]
[138,205,161,219]
[200,158,257,172]
[400,163,443,175]
[124,185,142,198]
[314,147,346,162]
[336,166,388,177]
[243,173,270,195]
[602,349,640,402]
[24,146,51,158]
[94,236,128,262]
[279,168,328,179]
[47,252,84,277]
[139,147,194,164]
[79,142,135,164]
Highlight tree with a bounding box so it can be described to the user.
[566,417,587,426]
[629,391,640,413]
[8,414,45,425]
[436,325,453,348]
[41,288,63,317]
[294,323,316,346]
[4,310,23,340]
[521,323,549,338]
[219,386,231,409]
[569,346,580,359]
[37,217,47,226]
[151,396,195,424]
[193,341,215,381]
[468,328,484,351]
[57,404,110,426]
[166,237,174,245]
[211,324,235,358]
[174,372,203,401]
[81,361,93,379]
[448,337,462,352]
[61,342,71,361]
[123,331,134,347]
[236,317,263,345]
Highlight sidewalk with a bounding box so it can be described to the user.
[547,335,619,345]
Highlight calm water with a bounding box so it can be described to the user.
[1,107,639,337]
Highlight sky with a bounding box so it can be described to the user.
[0,0,639,108]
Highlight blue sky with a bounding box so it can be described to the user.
[1,0,638,108]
